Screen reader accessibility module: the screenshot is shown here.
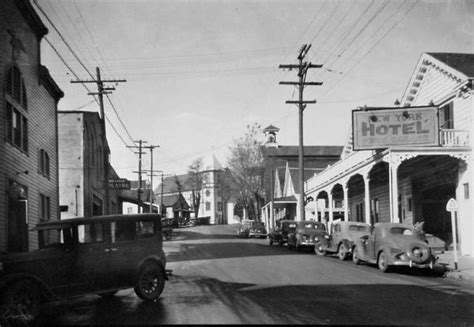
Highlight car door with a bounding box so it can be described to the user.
[72,221,113,293]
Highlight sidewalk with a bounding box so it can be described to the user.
[434,249,474,283]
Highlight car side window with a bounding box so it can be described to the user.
[40,227,74,249]
[78,223,105,244]
[112,221,134,243]
[136,221,155,238]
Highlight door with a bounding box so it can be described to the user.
[7,196,28,252]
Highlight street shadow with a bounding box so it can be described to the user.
[34,275,474,325]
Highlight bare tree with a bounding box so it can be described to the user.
[226,123,265,220]
[187,157,207,218]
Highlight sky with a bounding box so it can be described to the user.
[35,0,473,183]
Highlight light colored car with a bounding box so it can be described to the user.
[314,221,371,260]
[352,222,439,272]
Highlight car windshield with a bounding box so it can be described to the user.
[251,222,264,227]
[390,227,413,235]
[349,225,368,232]
[302,223,320,229]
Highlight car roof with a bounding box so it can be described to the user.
[33,213,162,231]
[374,222,412,230]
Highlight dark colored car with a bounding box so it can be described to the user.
[0,214,167,325]
[314,221,370,260]
[237,220,267,238]
[268,220,297,246]
[287,221,326,250]
[352,222,439,272]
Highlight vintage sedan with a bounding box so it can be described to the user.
[0,214,168,325]
[268,220,297,246]
[287,221,326,250]
[314,221,370,260]
[237,220,267,238]
[352,222,438,272]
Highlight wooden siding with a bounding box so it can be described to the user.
[0,0,60,251]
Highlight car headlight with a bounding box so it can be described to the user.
[314,237,319,242]
[324,234,330,239]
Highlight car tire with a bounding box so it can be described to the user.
[338,244,348,261]
[98,290,118,298]
[1,279,40,325]
[314,242,327,256]
[352,247,361,265]
[268,237,273,246]
[278,239,284,247]
[134,262,165,302]
[377,251,390,273]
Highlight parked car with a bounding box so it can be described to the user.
[268,220,297,246]
[287,221,326,250]
[0,214,167,325]
[352,222,439,272]
[237,220,267,238]
[314,221,370,260]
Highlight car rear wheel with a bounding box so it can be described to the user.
[338,244,348,261]
[134,263,165,302]
[314,242,327,256]
[352,247,361,265]
[378,251,390,273]
[268,237,273,246]
[1,279,40,325]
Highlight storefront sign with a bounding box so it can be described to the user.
[109,178,131,190]
[352,106,439,150]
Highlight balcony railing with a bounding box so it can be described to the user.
[440,129,470,147]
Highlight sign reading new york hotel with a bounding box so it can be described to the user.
[352,106,439,150]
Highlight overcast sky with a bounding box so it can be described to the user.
[36,0,473,182]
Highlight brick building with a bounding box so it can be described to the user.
[0,0,63,252]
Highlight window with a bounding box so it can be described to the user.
[464,183,470,199]
[6,103,28,152]
[439,102,454,129]
[78,223,104,244]
[39,149,50,178]
[40,194,50,222]
[5,66,28,153]
[217,202,223,212]
[370,198,379,224]
[136,221,155,238]
[112,221,134,242]
[356,203,364,222]
[205,202,211,211]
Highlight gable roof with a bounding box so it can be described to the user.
[155,174,193,194]
[427,53,474,78]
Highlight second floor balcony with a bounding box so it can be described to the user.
[440,129,470,147]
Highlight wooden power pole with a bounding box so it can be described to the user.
[128,140,147,213]
[279,44,322,221]
[71,67,126,215]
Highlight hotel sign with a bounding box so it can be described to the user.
[352,106,439,150]
[109,178,131,190]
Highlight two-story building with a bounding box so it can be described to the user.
[305,52,473,256]
[0,0,63,252]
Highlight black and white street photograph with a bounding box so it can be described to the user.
[0,0,473,325]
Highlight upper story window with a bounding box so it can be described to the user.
[5,66,28,153]
[439,102,454,129]
[39,149,50,178]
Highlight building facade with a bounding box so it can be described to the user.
[0,0,63,252]
[58,111,122,219]
[305,53,473,256]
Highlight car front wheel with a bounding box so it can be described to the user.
[314,242,327,256]
[135,263,165,301]
[338,244,348,261]
[377,251,390,273]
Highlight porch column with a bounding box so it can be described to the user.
[342,181,349,222]
[328,191,334,226]
[363,175,371,225]
[314,194,319,222]
[391,163,399,223]
[270,202,274,228]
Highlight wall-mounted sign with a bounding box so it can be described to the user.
[352,106,439,150]
[109,178,131,190]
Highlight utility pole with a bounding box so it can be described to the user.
[128,140,147,213]
[279,44,322,221]
[142,145,160,213]
[71,67,126,215]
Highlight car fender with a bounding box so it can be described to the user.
[353,240,370,262]
[0,272,56,301]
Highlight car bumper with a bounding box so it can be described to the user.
[299,241,317,246]
[249,232,267,237]
[393,260,438,269]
